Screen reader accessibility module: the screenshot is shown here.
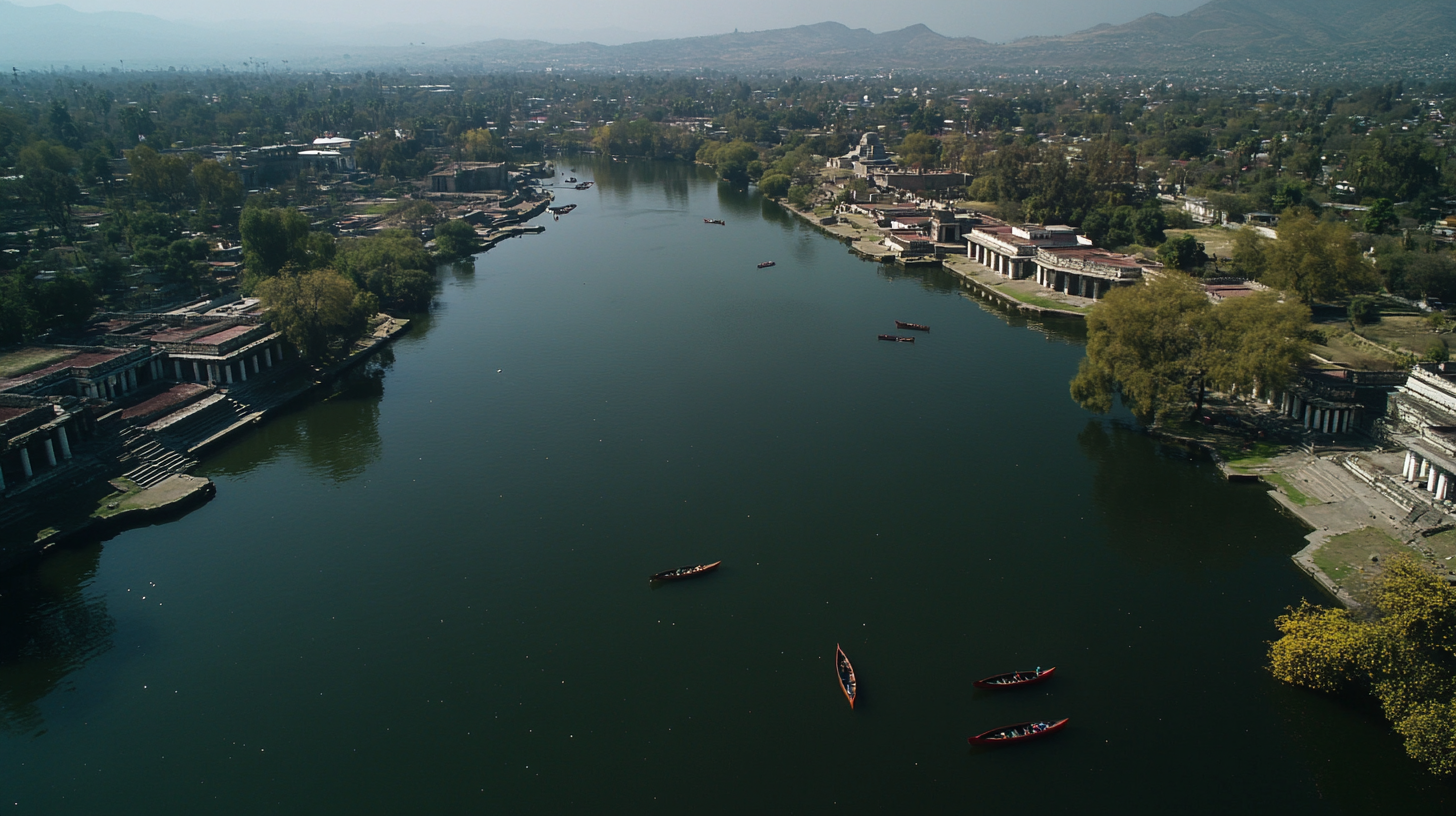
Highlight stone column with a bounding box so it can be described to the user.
[225,365,234,385]
[175,360,183,380]
[43,439,56,467]
[128,368,138,390]
[265,347,274,368]
[20,448,32,479]
[1439,472,1449,501]
[1405,451,1416,480]
[57,426,71,460]
[1303,404,1312,428]
[1429,466,1440,493]
[252,355,260,374]
[1421,458,1431,479]
[239,360,247,382]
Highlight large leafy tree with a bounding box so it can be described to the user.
[255,268,378,362]
[1270,556,1456,777]
[335,229,436,310]
[240,206,334,288]
[1262,212,1378,304]
[1070,274,1309,423]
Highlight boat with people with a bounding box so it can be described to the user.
[968,718,1069,746]
[974,667,1056,689]
[877,334,915,343]
[565,177,578,183]
[548,204,577,215]
[836,644,857,709]
[704,218,726,225]
[757,261,776,268]
[894,321,930,332]
[648,561,721,582]
[575,181,594,190]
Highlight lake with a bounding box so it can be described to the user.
[1,158,1450,813]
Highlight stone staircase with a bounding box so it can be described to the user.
[119,426,198,488]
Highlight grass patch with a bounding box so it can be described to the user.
[0,347,74,379]
[1265,472,1317,506]
[1219,440,1286,469]
[1313,527,1407,590]
[998,287,1090,313]
[92,478,143,519]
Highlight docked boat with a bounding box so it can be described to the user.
[968,718,1069,746]
[548,204,577,215]
[757,261,776,268]
[648,561,721,582]
[974,667,1056,689]
[836,644,857,709]
[704,218,726,225]
[894,321,930,332]
[877,334,915,343]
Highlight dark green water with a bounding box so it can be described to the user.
[2,160,1452,813]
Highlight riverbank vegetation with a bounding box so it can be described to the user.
[1070,274,1310,423]
[1270,556,1456,777]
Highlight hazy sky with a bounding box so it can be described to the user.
[15,0,1210,44]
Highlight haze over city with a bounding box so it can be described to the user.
[7,0,1208,44]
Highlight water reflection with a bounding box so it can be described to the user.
[203,353,388,483]
[954,283,1087,344]
[0,543,114,735]
[1076,420,1302,570]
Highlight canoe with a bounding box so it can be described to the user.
[548,204,577,215]
[894,321,930,331]
[704,218,726,225]
[648,561,721,582]
[877,334,915,343]
[974,667,1056,689]
[968,718,1069,746]
[836,644,857,709]
[757,261,776,268]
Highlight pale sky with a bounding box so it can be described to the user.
[14,0,1210,45]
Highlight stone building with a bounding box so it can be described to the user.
[828,133,897,177]
[429,162,508,193]
[1386,363,1456,501]
[965,223,1151,300]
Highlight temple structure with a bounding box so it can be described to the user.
[1387,363,1456,502]
[965,223,1152,300]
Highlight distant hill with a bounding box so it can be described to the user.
[1,0,1451,77]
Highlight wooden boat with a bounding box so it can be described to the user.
[968,718,1069,746]
[894,320,930,332]
[575,181,594,190]
[565,177,578,183]
[757,261,776,268]
[704,218,726,225]
[548,204,577,215]
[836,644,857,709]
[648,561,721,582]
[877,334,915,343]
[974,667,1056,689]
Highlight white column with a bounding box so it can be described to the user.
[175,360,183,380]
[1439,473,1449,501]
[20,448,32,479]
[1429,466,1440,493]
[239,361,247,382]
[1421,459,1431,479]
[128,369,138,390]
[1303,404,1312,428]
[1405,451,1416,480]
[43,439,56,467]
[57,426,71,459]
[1343,411,1353,433]
[224,365,234,385]
[252,355,260,374]
[265,347,274,367]
[192,362,201,381]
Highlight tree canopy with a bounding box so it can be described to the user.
[255,267,378,362]
[1260,212,1378,304]
[1270,556,1456,777]
[1070,274,1310,423]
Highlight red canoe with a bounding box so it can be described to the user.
[968,718,1069,746]
[836,644,857,709]
[894,321,930,331]
[974,667,1056,689]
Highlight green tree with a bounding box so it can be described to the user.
[17,141,79,237]
[787,184,814,208]
[431,219,481,262]
[898,132,941,169]
[240,206,332,287]
[255,268,378,362]
[757,173,791,198]
[1363,199,1399,235]
[336,229,435,310]
[1270,556,1456,777]
[1070,274,1309,422]
[1157,234,1208,271]
[1263,213,1379,304]
[1231,228,1269,279]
